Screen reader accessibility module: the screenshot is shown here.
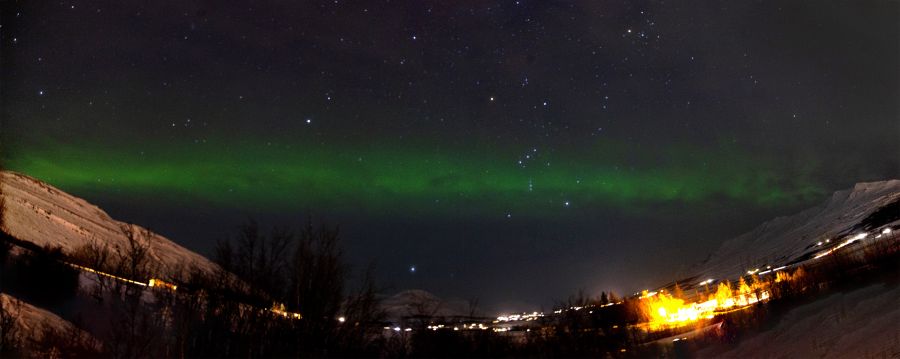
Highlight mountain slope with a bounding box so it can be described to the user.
[0,293,101,354]
[0,171,220,279]
[696,179,900,281]
[697,282,900,357]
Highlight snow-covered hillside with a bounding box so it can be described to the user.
[0,171,220,278]
[697,282,900,358]
[696,180,900,281]
[0,293,101,352]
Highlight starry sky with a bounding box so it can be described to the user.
[3,1,898,312]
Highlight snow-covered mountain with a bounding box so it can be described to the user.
[696,180,900,281]
[0,171,221,278]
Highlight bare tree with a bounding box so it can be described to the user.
[467,297,480,318]
[71,240,114,302]
[289,220,346,355]
[116,224,155,282]
[336,263,385,355]
[215,221,294,303]
[0,295,22,355]
[406,291,443,330]
[105,224,162,358]
[206,219,387,356]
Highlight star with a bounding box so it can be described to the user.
[6,0,894,322]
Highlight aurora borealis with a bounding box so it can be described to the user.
[9,139,823,215]
[3,0,897,310]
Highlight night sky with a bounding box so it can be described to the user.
[3,1,898,312]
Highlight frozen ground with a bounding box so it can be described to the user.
[698,282,900,358]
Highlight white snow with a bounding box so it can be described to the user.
[697,283,900,358]
[687,180,900,357]
[0,293,101,351]
[4,170,898,357]
[695,180,900,281]
[0,171,221,279]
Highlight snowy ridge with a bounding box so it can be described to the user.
[696,179,900,281]
[0,171,221,279]
[0,293,101,352]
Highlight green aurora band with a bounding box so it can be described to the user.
[6,139,824,216]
